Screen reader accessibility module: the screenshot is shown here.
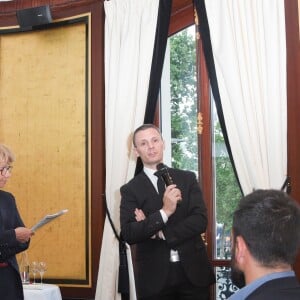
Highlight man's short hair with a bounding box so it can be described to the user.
[132,124,162,147]
[232,189,300,267]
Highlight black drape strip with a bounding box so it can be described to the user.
[194,0,243,194]
[135,0,173,176]
[103,194,129,296]
[143,0,172,124]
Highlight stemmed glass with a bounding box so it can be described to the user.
[31,261,39,284]
[38,261,47,285]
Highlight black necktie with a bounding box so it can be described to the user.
[155,173,165,195]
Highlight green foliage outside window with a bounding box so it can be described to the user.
[170,29,198,172]
[214,123,241,257]
[169,27,241,259]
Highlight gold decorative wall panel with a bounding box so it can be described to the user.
[0,17,91,286]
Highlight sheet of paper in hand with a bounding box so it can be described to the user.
[31,209,68,232]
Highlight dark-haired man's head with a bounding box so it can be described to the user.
[231,189,300,285]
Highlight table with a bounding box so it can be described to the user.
[23,283,62,300]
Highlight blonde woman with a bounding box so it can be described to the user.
[0,144,33,300]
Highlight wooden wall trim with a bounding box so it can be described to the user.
[0,1,102,26]
[169,1,194,36]
[285,0,300,278]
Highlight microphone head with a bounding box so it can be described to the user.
[156,163,181,204]
[156,163,174,186]
[156,163,168,171]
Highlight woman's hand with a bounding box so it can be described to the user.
[15,227,34,243]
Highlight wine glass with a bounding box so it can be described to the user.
[20,251,30,284]
[31,261,39,284]
[38,261,47,285]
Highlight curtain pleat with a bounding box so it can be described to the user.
[203,0,287,194]
[194,0,242,193]
[144,0,173,124]
[135,0,173,176]
[96,1,160,299]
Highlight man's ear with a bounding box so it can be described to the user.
[133,147,140,157]
[235,236,248,263]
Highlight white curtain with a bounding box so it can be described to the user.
[95,1,159,300]
[205,0,287,194]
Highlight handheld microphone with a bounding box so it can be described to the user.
[156,163,182,204]
[156,163,174,186]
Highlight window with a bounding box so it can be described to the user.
[161,24,241,299]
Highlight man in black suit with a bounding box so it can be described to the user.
[0,144,33,300]
[229,189,300,300]
[120,124,215,300]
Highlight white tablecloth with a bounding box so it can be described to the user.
[23,283,62,300]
